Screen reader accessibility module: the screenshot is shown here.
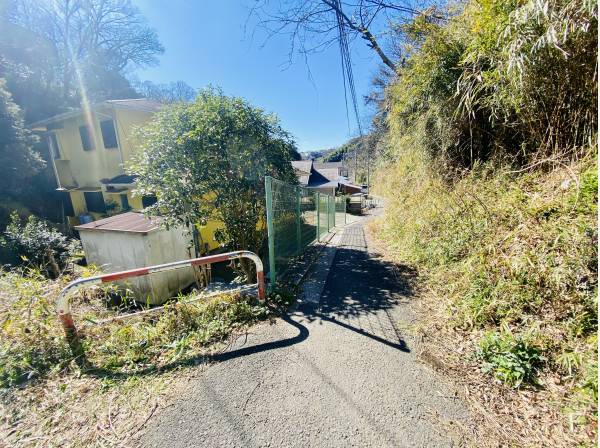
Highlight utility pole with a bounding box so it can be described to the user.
[366,145,370,195]
[354,145,358,184]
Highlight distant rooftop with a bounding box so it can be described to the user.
[317,168,342,182]
[291,160,313,174]
[307,169,337,188]
[74,212,162,234]
[313,162,344,169]
[292,160,348,189]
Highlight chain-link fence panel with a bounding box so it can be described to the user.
[335,195,347,225]
[265,177,344,286]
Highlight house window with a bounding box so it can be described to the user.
[79,125,94,151]
[100,119,118,149]
[142,195,158,208]
[47,133,61,159]
[84,191,106,213]
[120,194,130,210]
[61,192,75,217]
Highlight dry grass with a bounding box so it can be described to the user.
[368,220,597,447]
[0,267,279,447]
[369,150,598,447]
[1,366,180,447]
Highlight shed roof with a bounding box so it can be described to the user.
[74,212,162,234]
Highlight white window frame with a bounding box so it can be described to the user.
[47,132,62,159]
[47,132,63,188]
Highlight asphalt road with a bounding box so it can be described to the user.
[139,220,469,447]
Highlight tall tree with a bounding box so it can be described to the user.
[128,88,298,278]
[0,78,44,196]
[133,80,197,103]
[0,0,164,120]
[250,0,436,72]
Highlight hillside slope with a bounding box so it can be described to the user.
[372,150,597,446]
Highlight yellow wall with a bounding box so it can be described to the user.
[69,190,143,215]
[52,106,153,189]
[53,105,155,224]
[198,220,225,252]
[127,192,144,211]
[53,117,121,188]
[112,109,150,162]
[70,190,87,215]
[51,105,226,254]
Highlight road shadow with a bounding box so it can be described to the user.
[83,313,309,380]
[304,245,417,353]
[82,229,416,380]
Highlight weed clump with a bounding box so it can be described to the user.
[0,270,72,387]
[476,326,544,388]
[0,268,274,389]
[0,267,290,445]
[86,294,270,372]
[0,212,81,278]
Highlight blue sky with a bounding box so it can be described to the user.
[133,1,381,153]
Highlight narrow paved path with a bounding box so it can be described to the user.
[140,219,469,447]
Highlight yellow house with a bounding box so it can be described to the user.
[30,99,222,252]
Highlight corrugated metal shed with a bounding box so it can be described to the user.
[75,212,195,304]
[74,212,161,234]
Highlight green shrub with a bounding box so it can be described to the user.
[0,266,274,388]
[0,212,81,277]
[385,0,596,169]
[86,293,270,371]
[372,0,596,441]
[476,326,544,387]
[268,286,296,310]
[0,270,72,388]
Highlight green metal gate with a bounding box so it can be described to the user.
[265,176,345,287]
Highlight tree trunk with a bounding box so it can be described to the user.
[45,249,60,279]
[322,0,397,72]
[189,224,209,288]
[239,258,255,285]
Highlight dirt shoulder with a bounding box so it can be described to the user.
[364,210,596,447]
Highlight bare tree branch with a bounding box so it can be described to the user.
[249,0,439,72]
[4,0,164,102]
[322,0,396,70]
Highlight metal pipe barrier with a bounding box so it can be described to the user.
[56,250,265,339]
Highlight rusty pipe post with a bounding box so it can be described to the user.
[56,250,265,339]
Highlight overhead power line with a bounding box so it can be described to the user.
[333,0,367,186]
